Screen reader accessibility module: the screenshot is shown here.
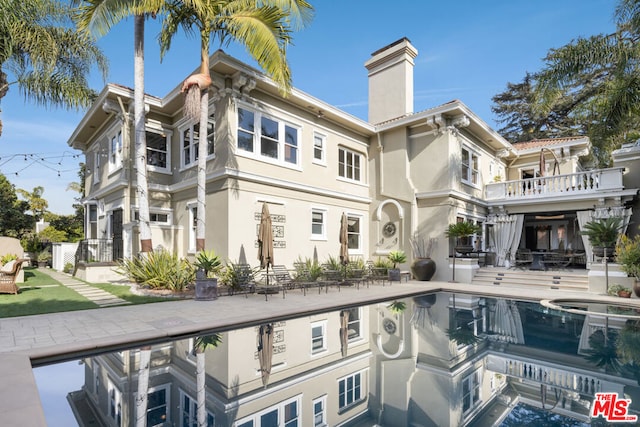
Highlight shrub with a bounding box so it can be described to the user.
[63,262,74,274]
[219,261,258,292]
[0,253,18,264]
[293,257,323,281]
[616,234,640,279]
[117,250,195,292]
[373,257,393,270]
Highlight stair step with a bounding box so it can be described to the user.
[471,266,588,291]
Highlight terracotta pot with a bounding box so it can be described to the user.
[633,280,640,298]
[619,290,632,298]
[411,258,436,281]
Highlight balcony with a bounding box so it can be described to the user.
[485,168,625,202]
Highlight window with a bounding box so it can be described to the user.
[347,215,361,251]
[133,210,171,225]
[93,151,101,184]
[235,396,300,427]
[109,129,123,171]
[312,396,327,427]
[311,209,326,239]
[108,380,122,427]
[338,147,362,182]
[338,372,363,410]
[146,131,169,171]
[237,106,299,166]
[462,370,481,414]
[313,133,325,164]
[93,362,100,395]
[346,307,361,341]
[461,147,479,185]
[87,204,98,239]
[147,385,169,427]
[181,115,215,168]
[188,205,197,253]
[180,390,214,427]
[311,321,327,354]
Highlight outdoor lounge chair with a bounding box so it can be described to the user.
[0,259,25,295]
[270,265,297,298]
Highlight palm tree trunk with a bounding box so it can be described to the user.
[135,346,151,427]
[134,14,153,254]
[196,348,206,426]
[196,37,211,252]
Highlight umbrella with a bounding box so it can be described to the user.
[340,213,349,265]
[257,324,273,388]
[340,310,350,357]
[258,202,274,300]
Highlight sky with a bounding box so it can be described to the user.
[0,0,618,215]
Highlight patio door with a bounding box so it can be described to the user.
[111,208,123,261]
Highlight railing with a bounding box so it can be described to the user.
[75,239,116,263]
[485,167,625,201]
[487,354,602,396]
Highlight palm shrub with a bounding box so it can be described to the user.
[581,217,623,248]
[388,250,407,269]
[117,250,195,291]
[373,257,393,273]
[293,257,322,281]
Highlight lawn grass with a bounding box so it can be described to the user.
[0,267,170,318]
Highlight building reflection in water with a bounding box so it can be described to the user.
[66,293,640,426]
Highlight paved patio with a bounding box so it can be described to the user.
[1,269,638,426]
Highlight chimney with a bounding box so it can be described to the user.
[365,37,418,124]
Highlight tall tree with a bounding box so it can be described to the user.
[193,334,222,427]
[16,186,48,221]
[0,0,108,137]
[0,173,33,237]
[159,0,314,252]
[533,0,640,165]
[74,0,164,255]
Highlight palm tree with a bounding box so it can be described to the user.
[159,0,313,251]
[135,346,152,427]
[193,334,222,427]
[0,0,107,138]
[74,0,164,255]
[534,0,640,165]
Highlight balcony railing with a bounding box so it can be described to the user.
[485,168,625,201]
[75,239,117,263]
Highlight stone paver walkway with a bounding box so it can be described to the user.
[36,268,131,307]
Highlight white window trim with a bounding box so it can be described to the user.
[346,307,363,343]
[93,151,101,184]
[338,146,364,183]
[108,128,123,174]
[131,206,173,226]
[313,132,327,166]
[107,379,122,427]
[462,369,482,416]
[461,145,480,188]
[146,383,171,427]
[312,395,327,427]
[179,116,215,171]
[179,389,214,427]
[187,202,197,254]
[311,207,327,241]
[145,128,172,174]
[346,212,364,255]
[311,320,327,355]
[236,103,302,170]
[337,370,366,412]
[234,395,302,427]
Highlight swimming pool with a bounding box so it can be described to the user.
[34,292,640,426]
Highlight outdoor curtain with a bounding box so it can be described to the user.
[490,214,524,267]
[577,207,632,268]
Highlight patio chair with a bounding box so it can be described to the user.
[366,260,388,286]
[541,253,572,271]
[235,264,258,298]
[270,265,298,298]
[0,259,25,295]
[513,249,533,270]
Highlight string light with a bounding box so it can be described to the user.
[0,151,82,178]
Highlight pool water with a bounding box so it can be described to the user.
[34,292,640,426]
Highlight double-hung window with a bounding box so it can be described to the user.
[182,114,215,168]
[313,133,326,164]
[109,129,123,171]
[237,106,299,166]
[93,151,101,184]
[146,131,170,172]
[461,146,479,186]
[180,390,214,427]
[311,208,326,240]
[188,204,197,253]
[235,396,300,427]
[311,320,327,354]
[338,147,362,182]
[347,215,361,252]
[108,380,122,426]
[346,307,361,340]
[147,385,169,427]
[338,371,364,410]
[462,370,481,414]
[312,396,327,427]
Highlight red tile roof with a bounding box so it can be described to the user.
[511,137,587,150]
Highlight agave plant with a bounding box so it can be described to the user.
[117,250,195,291]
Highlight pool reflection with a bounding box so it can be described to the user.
[61,292,640,426]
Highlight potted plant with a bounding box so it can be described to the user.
[36,250,51,268]
[616,234,640,296]
[608,283,632,298]
[387,250,407,282]
[445,221,482,256]
[410,233,437,281]
[581,217,623,259]
[193,250,223,300]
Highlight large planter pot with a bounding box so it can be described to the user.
[195,277,218,301]
[593,245,615,259]
[411,258,436,281]
[455,245,474,256]
[633,280,640,298]
[388,268,401,282]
